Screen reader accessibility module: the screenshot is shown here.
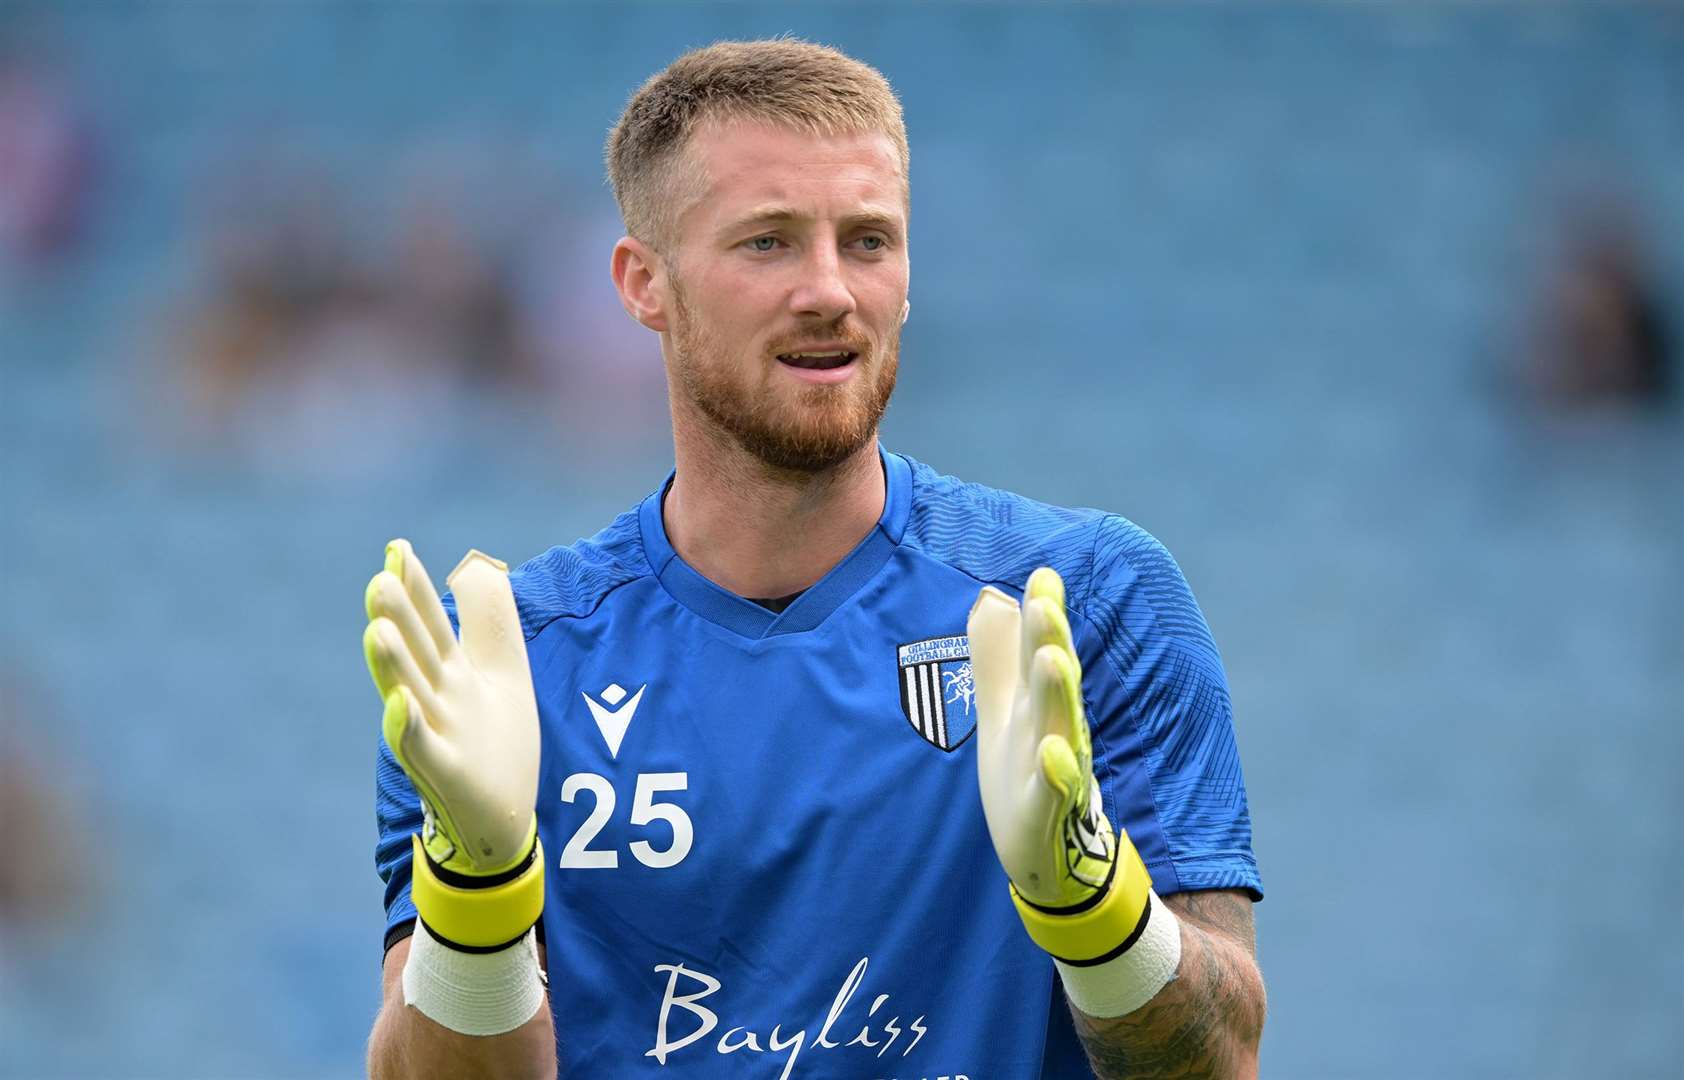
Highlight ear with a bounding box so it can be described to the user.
[611,236,669,333]
[901,298,911,326]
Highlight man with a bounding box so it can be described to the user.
[363,40,1265,1079]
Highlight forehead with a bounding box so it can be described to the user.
[681,119,907,233]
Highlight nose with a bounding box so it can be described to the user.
[788,240,856,323]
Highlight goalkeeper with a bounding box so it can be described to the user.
[366,39,1265,1080]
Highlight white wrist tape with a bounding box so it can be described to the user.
[402,920,547,1036]
[1054,890,1182,1018]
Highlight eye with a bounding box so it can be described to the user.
[748,235,780,252]
[857,235,885,252]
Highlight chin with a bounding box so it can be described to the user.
[737,415,878,474]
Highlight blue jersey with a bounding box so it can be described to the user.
[376,449,1262,1079]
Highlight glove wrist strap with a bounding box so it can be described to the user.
[410,828,545,951]
[1011,841,1154,964]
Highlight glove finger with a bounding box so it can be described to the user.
[1029,641,1085,746]
[1022,579,1074,653]
[386,539,457,659]
[447,550,527,683]
[1008,745,1076,904]
[967,585,1022,730]
[381,687,464,854]
[380,686,463,794]
[1037,731,1083,806]
[364,569,444,686]
[1025,565,1067,613]
[381,685,432,775]
[364,617,449,725]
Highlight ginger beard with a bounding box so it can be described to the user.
[666,277,900,474]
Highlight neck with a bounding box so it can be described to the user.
[664,422,886,601]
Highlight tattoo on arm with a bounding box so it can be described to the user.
[1067,890,1266,1080]
[1170,889,1257,956]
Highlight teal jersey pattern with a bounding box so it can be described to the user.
[375,448,1262,1079]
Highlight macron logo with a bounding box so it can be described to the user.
[582,682,645,759]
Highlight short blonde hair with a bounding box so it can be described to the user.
[606,38,908,250]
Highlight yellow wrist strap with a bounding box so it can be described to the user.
[410,832,546,951]
[1011,842,1154,965]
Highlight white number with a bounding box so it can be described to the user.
[558,772,693,870]
[627,772,693,868]
[559,773,618,869]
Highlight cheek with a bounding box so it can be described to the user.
[860,260,910,314]
[696,267,780,328]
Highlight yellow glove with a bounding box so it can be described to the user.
[970,568,1179,1015]
[363,539,544,952]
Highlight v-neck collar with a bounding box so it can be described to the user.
[638,446,913,641]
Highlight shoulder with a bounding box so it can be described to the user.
[900,455,1104,590]
[1086,512,1212,648]
[445,508,652,641]
[900,455,1184,608]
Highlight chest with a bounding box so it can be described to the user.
[531,610,984,893]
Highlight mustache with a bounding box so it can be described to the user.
[765,326,875,357]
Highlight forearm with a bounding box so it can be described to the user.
[1068,892,1266,1080]
[367,936,557,1080]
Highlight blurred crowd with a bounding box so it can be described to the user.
[155,143,665,477]
[1523,197,1674,411]
[3,45,665,482]
[0,47,96,274]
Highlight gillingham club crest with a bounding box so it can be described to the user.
[897,635,976,752]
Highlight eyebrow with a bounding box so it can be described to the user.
[720,205,904,237]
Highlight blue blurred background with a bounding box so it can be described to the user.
[2,2,1680,1077]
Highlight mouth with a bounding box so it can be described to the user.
[776,349,859,371]
[775,346,862,385]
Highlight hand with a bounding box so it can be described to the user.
[364,539,544,949]
[968,567,1154,964]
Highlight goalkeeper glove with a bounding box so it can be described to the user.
[364,539,546,1033]
[968,567,1182,1017]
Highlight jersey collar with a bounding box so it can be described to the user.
[638,445,912,640]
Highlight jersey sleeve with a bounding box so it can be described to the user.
[1081,514,1263,900]
[374,736,422,953]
